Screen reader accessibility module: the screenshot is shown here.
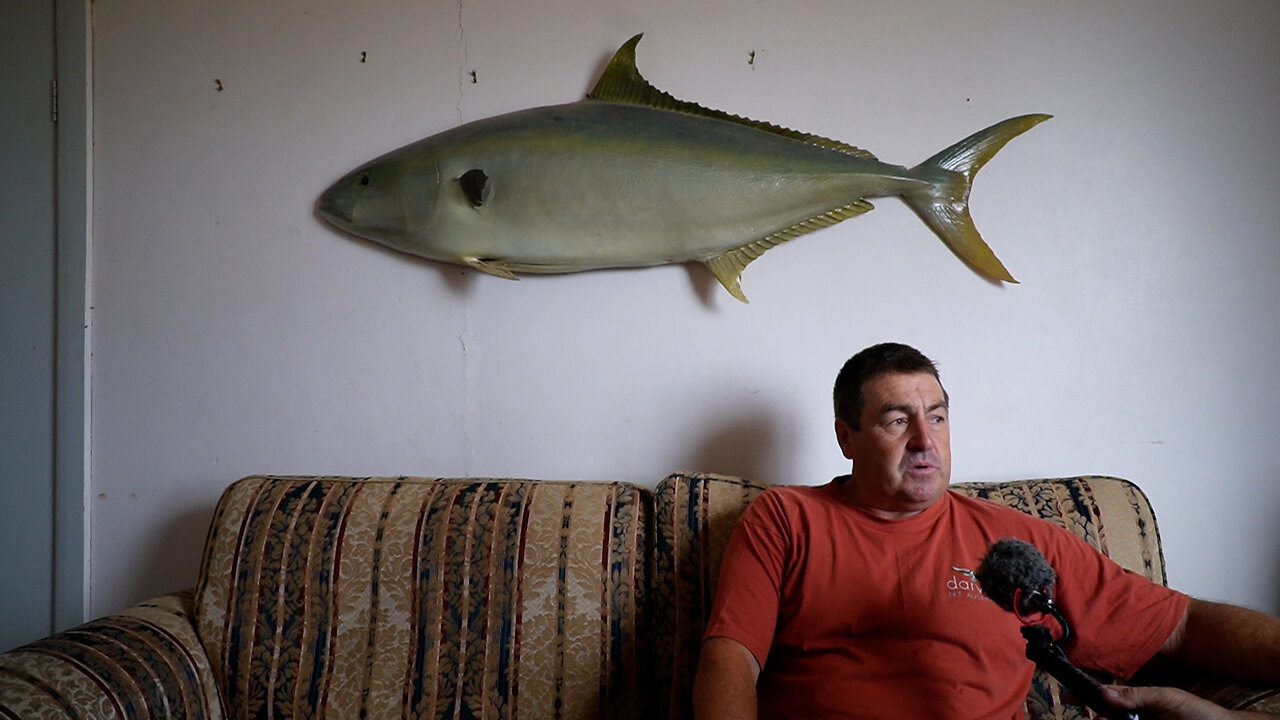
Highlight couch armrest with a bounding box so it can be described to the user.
[0,590,225,719]
[1194,680,1280,715]
[1134,662,1280,716]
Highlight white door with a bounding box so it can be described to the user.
[0,0,59,651]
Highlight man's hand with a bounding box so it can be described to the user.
[1103,685,1270,720]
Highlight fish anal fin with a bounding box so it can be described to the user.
[704,253,751,303]
[766,200,875,244]
[588,35,877,159]
[703,200,877,302]
[465,257,519,281]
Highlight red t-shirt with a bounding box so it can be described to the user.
[703,481,1189,720]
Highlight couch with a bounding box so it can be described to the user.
[1,473,1276,718]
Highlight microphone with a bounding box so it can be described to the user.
[975,537,1067,636]
[977,538,1138,720]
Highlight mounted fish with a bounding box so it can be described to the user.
[317,34,1049,302]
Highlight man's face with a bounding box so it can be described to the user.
[834,371,951,518]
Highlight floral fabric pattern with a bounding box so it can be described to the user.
[0,591,223,719]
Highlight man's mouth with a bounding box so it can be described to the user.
[904,456,939,473]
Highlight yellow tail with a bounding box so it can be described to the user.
[903,114,1052,283]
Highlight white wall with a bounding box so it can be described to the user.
[90,0,1280,618]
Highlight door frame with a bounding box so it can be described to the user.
[54,0,90,631]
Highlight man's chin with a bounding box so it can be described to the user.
[901,474,949,503]
[903,467,948,485]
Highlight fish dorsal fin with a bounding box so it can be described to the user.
[704,199,876,302]
[588,34,876,160]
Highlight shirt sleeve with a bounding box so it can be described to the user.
[1038,522,1189,679]
[701,490,792,668]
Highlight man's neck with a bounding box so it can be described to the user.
[837,479,942,520]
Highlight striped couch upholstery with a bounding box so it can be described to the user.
[195,477,651,720]
[0,591,222,719]
[2,474,1276,718]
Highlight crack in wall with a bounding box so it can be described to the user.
[455,0,467,123]
[455,0,474,475]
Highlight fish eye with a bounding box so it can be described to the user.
[358,173,371,187]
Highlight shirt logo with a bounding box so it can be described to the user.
[946,566,990,601]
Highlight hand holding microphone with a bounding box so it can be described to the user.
[977,537,1139,720]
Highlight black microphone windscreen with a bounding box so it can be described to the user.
[976,537,1057,613]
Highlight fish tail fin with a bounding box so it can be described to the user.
[903,113,1051,283]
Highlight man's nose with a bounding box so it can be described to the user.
[907,419,936,451]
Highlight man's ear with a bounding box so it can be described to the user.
[835,418,856,460]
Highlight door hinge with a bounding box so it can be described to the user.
[51,80,58,123]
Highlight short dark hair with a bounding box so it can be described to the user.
[833,343,947,428]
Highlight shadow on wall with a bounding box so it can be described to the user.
[119,407,801,608]
[681,408,795,487]
[129,504,218,603]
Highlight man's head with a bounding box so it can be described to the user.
[833,343,947,429]
[832,343,952,518]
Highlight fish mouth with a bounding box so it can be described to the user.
[316,190,354,226]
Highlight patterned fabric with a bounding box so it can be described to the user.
[2,473,1275,719]
[1188,679,1280,714]
[650,473,1189,720]
[949,477,1167,584]
[0,590,224,720]
[651,472,769,720]
[194,476,649,720]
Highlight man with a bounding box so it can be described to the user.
[692,343,1280,719]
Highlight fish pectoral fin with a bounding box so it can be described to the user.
[587,34,876,159]
[465,257,519,281]
[703,200,877,303]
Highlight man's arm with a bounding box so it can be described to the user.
[1097,596,1280,719]
[692,636,761,720]
[1159,597,1280,683]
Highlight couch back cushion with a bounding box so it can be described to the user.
[651,472,770,719]
[651,473,1169,720]
[949,477,1168,584]
[194,476,649,720]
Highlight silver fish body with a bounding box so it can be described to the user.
[318,35,1049,301]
